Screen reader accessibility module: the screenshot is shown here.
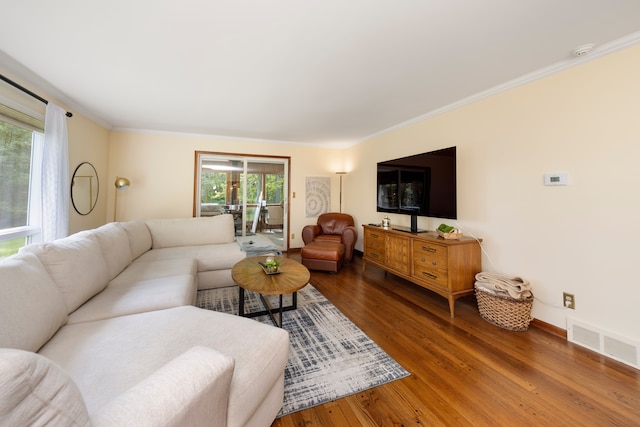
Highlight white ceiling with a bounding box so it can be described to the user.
[1,0,639,146]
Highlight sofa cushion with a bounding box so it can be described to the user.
[136,243,246,271]
[146,215,235,249]
[92,223,133,280]
[119,220,152,260]
[0,253,68,352]
[68,275,197,324]
[21,234,110,314]
[39,306,289,425]
[108,258,198,288]
[0,349,90,426]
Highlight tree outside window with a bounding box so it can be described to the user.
[0,119,37,257]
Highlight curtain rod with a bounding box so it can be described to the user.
[0,73,73,118]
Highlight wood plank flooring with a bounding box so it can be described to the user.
[272,252,640,427]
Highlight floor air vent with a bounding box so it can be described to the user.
[567,318,639,370]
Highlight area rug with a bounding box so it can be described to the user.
[196,284,410,417]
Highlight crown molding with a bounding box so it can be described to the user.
[111,127,351,149]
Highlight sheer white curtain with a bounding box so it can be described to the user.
[41,103,69,241]
[28,132,44,244]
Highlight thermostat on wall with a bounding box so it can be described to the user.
[544,173,569,186]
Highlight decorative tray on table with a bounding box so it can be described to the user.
[257,262,281,275]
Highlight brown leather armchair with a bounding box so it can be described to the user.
[302,213,357,262]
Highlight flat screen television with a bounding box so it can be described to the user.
[377,146,456,231]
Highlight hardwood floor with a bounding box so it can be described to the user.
[272,252,640,427]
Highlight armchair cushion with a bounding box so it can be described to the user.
[317,213,355,235]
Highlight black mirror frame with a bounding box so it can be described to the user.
[71,162,99,216]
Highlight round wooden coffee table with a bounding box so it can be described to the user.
[231,256,310,327]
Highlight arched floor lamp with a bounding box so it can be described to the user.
[114,177,130,221]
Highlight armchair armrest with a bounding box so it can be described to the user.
[92,347,235,427]
[342,226,358,261]
[302,225,321,245]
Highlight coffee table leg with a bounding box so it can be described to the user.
[238,290,297,327]
[239,287,245,317]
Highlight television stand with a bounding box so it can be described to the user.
[362,225,482,317]
[410,214,418,232]
[391,225,427,234]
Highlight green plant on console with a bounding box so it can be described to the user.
[437,223,455,233]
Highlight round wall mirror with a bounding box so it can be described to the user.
[71,162,99,215]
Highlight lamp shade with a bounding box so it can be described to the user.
[114,177,130,190]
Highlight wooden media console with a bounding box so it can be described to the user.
[362,225,482,317]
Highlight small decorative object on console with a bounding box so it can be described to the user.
[437,223,462,240]
[382,216,391,228]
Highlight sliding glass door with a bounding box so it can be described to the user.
[195,152,289,251]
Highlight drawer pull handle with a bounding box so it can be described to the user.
[422,272,437,280]
[371,234,379,238]
[432,261,437,266]
[420,257,425,262]
[422,246,436,252]
[371,253,378,258]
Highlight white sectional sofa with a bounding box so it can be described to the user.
[0,214,290,427]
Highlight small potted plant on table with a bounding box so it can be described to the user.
[262,257,280,274]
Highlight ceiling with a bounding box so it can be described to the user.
[1,0,639,147]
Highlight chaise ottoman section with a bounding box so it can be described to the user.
[39,306,289,427]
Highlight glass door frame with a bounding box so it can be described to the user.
[193,151,290,251]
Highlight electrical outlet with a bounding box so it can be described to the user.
[563,292,575,309]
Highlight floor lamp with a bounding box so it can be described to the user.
[336,172,346,213]
[113,177,130,221]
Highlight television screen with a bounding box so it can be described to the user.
[377,146,456,220]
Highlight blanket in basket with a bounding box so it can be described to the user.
[474,272,532,299]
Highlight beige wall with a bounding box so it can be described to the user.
[344,45,640,339]
[0,66,110,235]
[67,113,110,234]
[108,131,345,248]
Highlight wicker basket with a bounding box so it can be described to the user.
[437,229,462,240]
[475,287,533,331]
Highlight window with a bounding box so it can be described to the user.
[265,173,284,204]
[195,152,289,250]
[0,104,44,258]
[201,169,228,205]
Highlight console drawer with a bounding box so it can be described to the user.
[364,228,385,261]
[413,241,448,287]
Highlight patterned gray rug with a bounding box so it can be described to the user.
[196,284,410,417]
